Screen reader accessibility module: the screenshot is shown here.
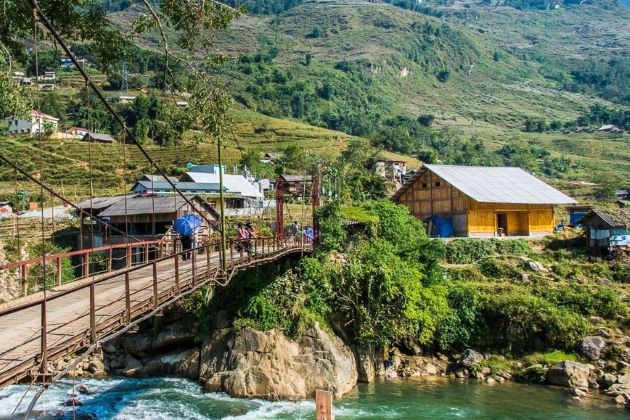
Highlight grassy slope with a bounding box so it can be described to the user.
[208,1,629,197]
[0,108,419,199]
[2,1,627,201]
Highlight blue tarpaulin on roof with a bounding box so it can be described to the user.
[569,212,587,225]
[429,215,454,238]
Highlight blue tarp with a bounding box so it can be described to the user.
[429,215,454,238]
[569,212,587,225]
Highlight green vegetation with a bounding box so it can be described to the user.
[192,197,627,358]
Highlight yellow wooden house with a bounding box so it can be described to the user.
[392,164,576,237]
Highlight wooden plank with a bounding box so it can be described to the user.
[315,389,333,420]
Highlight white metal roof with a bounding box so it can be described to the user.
[423,164,576,205]
[185,172,263,199]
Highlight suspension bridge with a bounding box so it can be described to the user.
[0,236,312,390]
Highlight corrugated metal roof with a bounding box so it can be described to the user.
[393,165,576,205]
[185,172,263,198]
[584,209,630,228]
[132,180,224,192]
[99,195,212,217]
[76,195,134,210]
[281,174,312,182]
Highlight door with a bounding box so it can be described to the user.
[497,213,508,236]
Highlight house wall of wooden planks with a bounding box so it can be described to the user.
[395,170,555,237]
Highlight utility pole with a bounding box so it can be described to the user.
[217,136,227,271]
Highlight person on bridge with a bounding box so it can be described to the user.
[180,233,194,261]
[290,221,299,242]
[237,222,248,253]
[245,221,256,255]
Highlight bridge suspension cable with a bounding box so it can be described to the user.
[23,0,219,232]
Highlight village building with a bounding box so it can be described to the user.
[261,152,284,164]
[0,201,12,219]
[181,171,263,200]
[82,132,116,143]
[138,174,180,184]
[278,174,312,199]
[98,195,218,237]
[566,205,593,226]
[130,180,225,196]
[392,164,576,237]
[66,127,89,139]
[579,209,630,251]
[5,110,59,136]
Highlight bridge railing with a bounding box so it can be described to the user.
[0,239,173,297]
[0,235,312,388]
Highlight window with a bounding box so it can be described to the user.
[421,183,428,188]
[435,181,441,187]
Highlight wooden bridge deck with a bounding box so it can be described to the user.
[0,237,310,388]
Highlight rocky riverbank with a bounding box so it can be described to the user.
[53,312,630,411]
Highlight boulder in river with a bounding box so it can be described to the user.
[199,323,357,400]
[459,349,484,368]
[546,361,591,389]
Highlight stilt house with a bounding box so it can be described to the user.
[392,164,576,237]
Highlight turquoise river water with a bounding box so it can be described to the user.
[0,376,627,419]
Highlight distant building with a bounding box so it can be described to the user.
[82,132,116,143]
[566,205,593,226]
[67,127,89,139]
[175,101,189,108]
[119,95,136,104]
[131,180,225,196]
[182,171,263,200]
[375,160,408,183]
[139,174,180,184]
[261,152,284,164]
[580,209,630,251]
[0,201,12,219]
[392,164,576,237]
[616,190,630,201]
[40,84,55,91]
[5,110,59,135]
[187,163,226,174]
[279,174,313,199]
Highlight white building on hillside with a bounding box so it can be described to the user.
[6,110,59,135]
[182,171,264,200]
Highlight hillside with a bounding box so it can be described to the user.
[1,0,627,203]
[108,0,629,197]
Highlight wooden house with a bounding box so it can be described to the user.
[392,164,576,237]
[98,195,218,237]
[579,209,630,251]
[82,132,116,143]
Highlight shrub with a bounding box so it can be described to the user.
[446,266,486,282]
[515,365,547,383]
[492,239,532,256]
[437,284,481,351]
[445,239,495,264]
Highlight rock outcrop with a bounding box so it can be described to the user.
[199,324,357,400]
[580,336,607,361]
[546,361,591,389]
[459,349,484,368]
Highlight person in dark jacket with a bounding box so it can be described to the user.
[180,233,193,261]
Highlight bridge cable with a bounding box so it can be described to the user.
[24,0,219,233]
[32,7,50,385]
[0,154,155,246]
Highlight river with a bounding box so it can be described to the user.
[0,377,626,419]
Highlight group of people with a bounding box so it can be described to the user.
[237,221,257,254]
[289,221,315,243]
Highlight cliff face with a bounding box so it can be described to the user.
[198,324,358,400]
